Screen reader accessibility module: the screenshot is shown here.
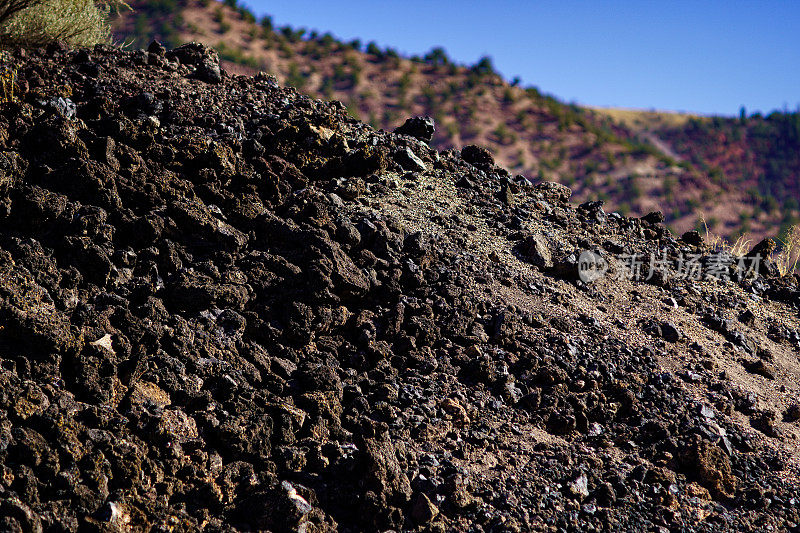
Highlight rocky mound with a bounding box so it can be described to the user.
[0,42,799,532]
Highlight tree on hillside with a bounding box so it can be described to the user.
[471,56,496,76]
[424,46,450,66]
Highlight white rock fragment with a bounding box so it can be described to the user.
[90,334,115,354]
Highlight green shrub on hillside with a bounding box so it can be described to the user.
[471,56,495,76]
[345,100,360,120]
[420,85,436,107]
[0,0,123,47]
[259,14,272,30]
[398,71,411,96]
[492,123,516,145]
[237,5,254,24]
[285,61,307,90]
[280,25,304,43]
[320,76,334,99]
[424,47,449,66]
[216,41,261,69]
[213,7,231,33]
[444,121,459,138]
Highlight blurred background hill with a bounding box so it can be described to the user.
[113,0,800,241]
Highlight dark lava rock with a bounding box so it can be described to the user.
[359,432,412,528]
[461,144,494,169]
[533,180,572,203]
[0,42,797,533]
[743,359,776,380]
[195,57,223,83]
[784,403,800,422]
[602,239,625,254]
[394,147,427,172]
[45,96,76,118]
[515,233,553,269]
[394,116,435,143]
[124,91,162,116]
[682,230,704,246]
[455,175,475,188]
[147,40,166,56]
[411,492,439,524]
[738,309,755,326]
[748,238,776,259]
[643,320,682,342]
[679,437,737,499]
[578,200,606,223]
[641,211,665,224]
[551,253,581,280]
[166,41,213,65]
[751,410,782,437]
[498,182,514,205]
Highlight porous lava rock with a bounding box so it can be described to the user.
[0,43,798,532]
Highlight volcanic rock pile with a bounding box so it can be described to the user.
[0,42,799,531]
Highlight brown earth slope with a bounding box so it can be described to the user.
[0,41,800,531]
[112,0,799,243]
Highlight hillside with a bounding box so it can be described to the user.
[593,107,800,240]
[2,40,800,531]
[658,112,800,238]
[111,0,799,243]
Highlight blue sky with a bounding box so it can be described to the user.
[242,1,799,116]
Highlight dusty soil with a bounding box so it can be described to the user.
[0,42,799,532]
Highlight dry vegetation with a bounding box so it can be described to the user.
[0,61,15,102]
[0,0,124,48]
[702,213,799,276]
[701,214,753,257]
[591,106,700,129]
[776,225,800,276]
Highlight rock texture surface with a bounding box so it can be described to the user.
[0,43,798,531]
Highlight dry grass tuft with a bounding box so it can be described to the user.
[702,216,800,277]
[590,106,699,130]
[701,215,752,257]
[0,63,16,103]
[0,0,127,48]
[775,225,800,277]
[728,234,753,258]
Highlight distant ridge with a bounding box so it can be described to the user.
[113,0,800,241]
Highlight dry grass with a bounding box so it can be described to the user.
[0,63,15,103]
[590,106,700,130]
[0,0,127,48]
[728,235,753,258]
[775,225,800,277]
[702,216,800,277]
[701,215,752,257]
